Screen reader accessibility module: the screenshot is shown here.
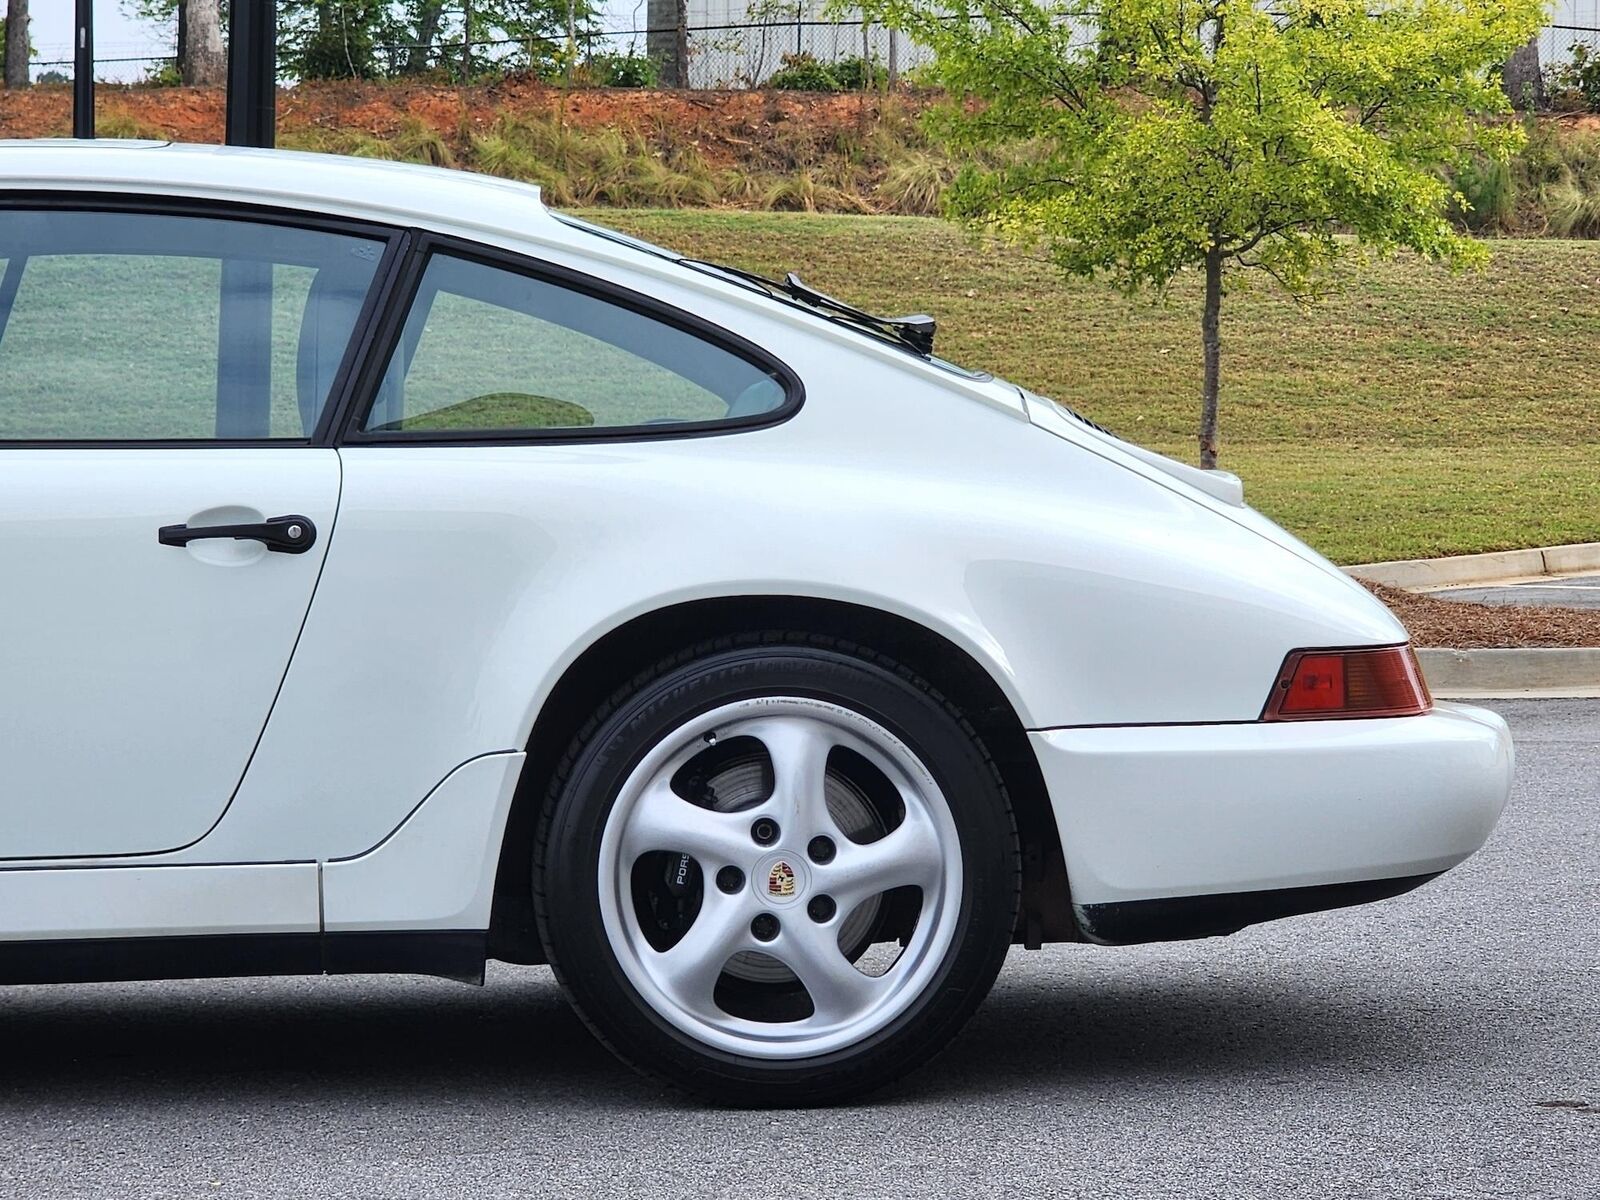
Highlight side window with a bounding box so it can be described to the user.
[0,209,386,441]
[359,252,789,435]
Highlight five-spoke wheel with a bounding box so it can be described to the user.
[599,698,961,1058]
[536,639,1018,1106]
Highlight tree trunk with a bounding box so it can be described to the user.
[673,0,688,88]
[1198,245,1224,470]
[4,0,28,90]
[406,1,444,74]
[648,0,683,87]
[1191,10,1226,468]
[1503,35,1543,111]
[182,0,226,87]
[564,0,576,84]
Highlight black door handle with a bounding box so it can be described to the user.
[158,514,318,554]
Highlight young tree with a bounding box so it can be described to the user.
[132,0,598,81]
[856,0,1547,468]
[286,1,386,79]
[4,0,28,90]
[474,0,602,77]
[400,0,448,72]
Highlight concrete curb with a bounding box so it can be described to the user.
[1418,647,1600,699]
[1347,543,1600,590]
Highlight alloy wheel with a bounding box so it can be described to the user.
[596,696,963,1060]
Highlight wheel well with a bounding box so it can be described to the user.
[487,596,1079,964]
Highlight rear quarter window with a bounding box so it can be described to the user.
[359,252,793,437]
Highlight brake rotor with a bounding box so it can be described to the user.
[701,752,886,985]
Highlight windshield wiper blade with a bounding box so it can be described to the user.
[679,258,937,357]
[779,272,937,356]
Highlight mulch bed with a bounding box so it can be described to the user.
[1359,580,1600,649]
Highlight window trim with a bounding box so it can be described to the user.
[337,232,804,447]
[0,192,410,450]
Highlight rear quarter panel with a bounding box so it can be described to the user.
[191,281,1403,861]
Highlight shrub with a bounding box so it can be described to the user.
[97,110,168,141]
[1544,177,1600,237]
[1450,156,1516,232]
[767,53,841,92]
[1519,121,1600,236]
[1444,119,1600,236]
[880,150,954,215]
[280,125,406,161]
[831,55,888,91]
[1558,43,1600,113]
[391,117,455,167]
[142,59,183,88]
[588,51,659,88]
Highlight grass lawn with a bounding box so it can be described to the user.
[598,211,1600,565]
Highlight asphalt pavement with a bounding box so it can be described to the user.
[0,699,1594,1199]
[1439,573,1600,609]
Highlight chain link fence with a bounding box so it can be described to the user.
[516,21,933,90]
[1545,1,1600,68]
[671,2,934,88]
[28,4,928,91]
[30,9,1600,98]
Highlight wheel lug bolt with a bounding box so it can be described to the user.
[751,913,780,942]
[751,818,780,846]
[807,835,835,863]
[807,895,836,923]
[716,866,744,894]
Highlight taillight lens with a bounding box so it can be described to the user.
[1263,646,1431,721]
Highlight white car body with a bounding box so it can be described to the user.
[0,142,1510,987]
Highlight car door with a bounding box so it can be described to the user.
[0,202,394,859]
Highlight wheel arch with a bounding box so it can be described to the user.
[487,595,1080,964]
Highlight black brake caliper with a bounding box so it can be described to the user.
[639,851,703,947]
[663,851,699,900]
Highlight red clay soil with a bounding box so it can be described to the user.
[10,78,1593,166]
[0,79,922,167]
[1551,111,1600,134]
[1361,581,1600,649]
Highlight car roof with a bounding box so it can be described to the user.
[0,139,569,246]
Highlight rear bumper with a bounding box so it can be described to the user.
[1029,703,1513,944]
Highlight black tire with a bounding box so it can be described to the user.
[533,633,1020,1106]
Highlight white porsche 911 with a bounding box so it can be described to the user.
[0,141,1511,1105]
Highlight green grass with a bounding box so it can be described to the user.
[595,210,1600,564]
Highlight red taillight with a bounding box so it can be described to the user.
[1263,646,1431,721]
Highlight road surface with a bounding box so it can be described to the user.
[0,700,1593,1199]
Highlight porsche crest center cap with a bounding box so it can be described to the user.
[754,851,809,906]
[767,860,797,898]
